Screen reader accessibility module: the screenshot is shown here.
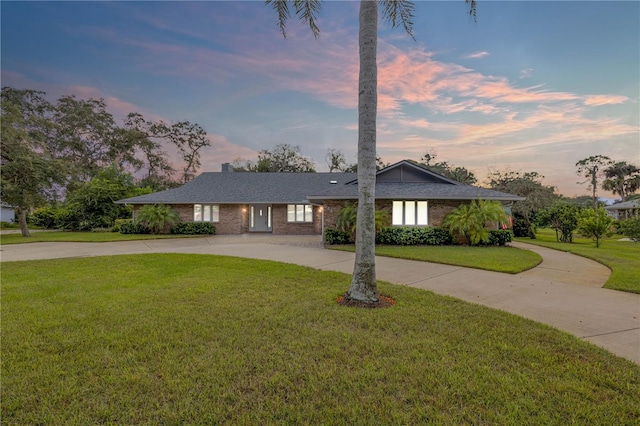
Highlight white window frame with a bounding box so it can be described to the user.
[287,204,313,223]
[193,204,219,222]
[392,201,428,226]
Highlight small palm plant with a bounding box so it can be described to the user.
[136,204,181,234]
[336,202,389,242]
[444,199,507,245]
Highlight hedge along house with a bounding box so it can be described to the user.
[115,160,524,235]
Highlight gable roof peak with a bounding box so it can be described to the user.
[374,159,462,185]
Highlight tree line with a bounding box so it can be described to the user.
[1,87,211,236]
[3,87,637,243]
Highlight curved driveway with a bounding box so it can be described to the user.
[2,235,638,364]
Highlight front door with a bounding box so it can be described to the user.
[250,204,272,232]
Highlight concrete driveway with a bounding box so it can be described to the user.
[1,234,638,364]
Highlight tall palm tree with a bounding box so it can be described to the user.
[266,0,476,303]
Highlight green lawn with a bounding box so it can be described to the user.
[3,254,638,425]
[516,229,640,294]
[0,231,205,245]
[332,244,542,274]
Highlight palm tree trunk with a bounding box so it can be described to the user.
[346,0,379,303]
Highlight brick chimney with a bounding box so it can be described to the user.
[221,163,234,173]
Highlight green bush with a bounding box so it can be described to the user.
[111,218,132,233]
[170,222,216,235]
[484,229,514,246]
[136,204,181,234]
[619,217,640,242]
[376,227,454,246]
[324,228,351,245]
[119,222,151,235]
[30,207,58,229]
[513,213,535,238]
[335,202,390,242]
[54,208,92,231]
[443,199,509,245]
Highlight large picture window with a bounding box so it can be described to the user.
[287,204,313,223]
[392,201,428,226]
[194,204,219,222]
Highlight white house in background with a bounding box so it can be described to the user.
[605,199,640,220]
[1,202,16,223]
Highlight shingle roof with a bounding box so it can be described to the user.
[605,200,640,210]
[116,160,524,205]
[116,172,357,204]
[308,182,524,202]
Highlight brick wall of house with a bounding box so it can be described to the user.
[217,204,249,234]
[322,200,346,231]
[133,200,467,235]
[271,204,322,235]
[428,200,466,226]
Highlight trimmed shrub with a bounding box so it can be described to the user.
[119,221,151,234]
[485,229,514,246]
[376,227,454,246]
[324,228,351,245]
[30,207,59,229]
[170,222,216,235]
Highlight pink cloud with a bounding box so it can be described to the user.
[583,95,629,106]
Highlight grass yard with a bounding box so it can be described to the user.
[2,254,639,425]
[516,229,640,294]
[331,244,542,274]
[0,231,205,245]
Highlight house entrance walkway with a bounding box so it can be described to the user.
[1,234,638,364]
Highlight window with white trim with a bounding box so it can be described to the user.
[194,204,219,222]
[287,204,313,223]
[392,201,428,226]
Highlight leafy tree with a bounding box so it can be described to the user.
[443,199,507,246]
[165,120,210,183]
[136,204,181,234]
[267,0,478,303]
[412,155,477,185]
[53,95,133,186]
[235,144,316,172]
[64,166,144,230]
[1,87,65,236]
[123,112,210,184]
[123,113,177,190]
[326,148,351,172]
[487,169,558,238]
[569,195,603,209]
[602,161,640,202]
[576,155,613,208]
[536,201,581,243]
[576,208,614,248]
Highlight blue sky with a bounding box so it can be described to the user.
[2,1,638,197]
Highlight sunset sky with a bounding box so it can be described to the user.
[2,1,638,198]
